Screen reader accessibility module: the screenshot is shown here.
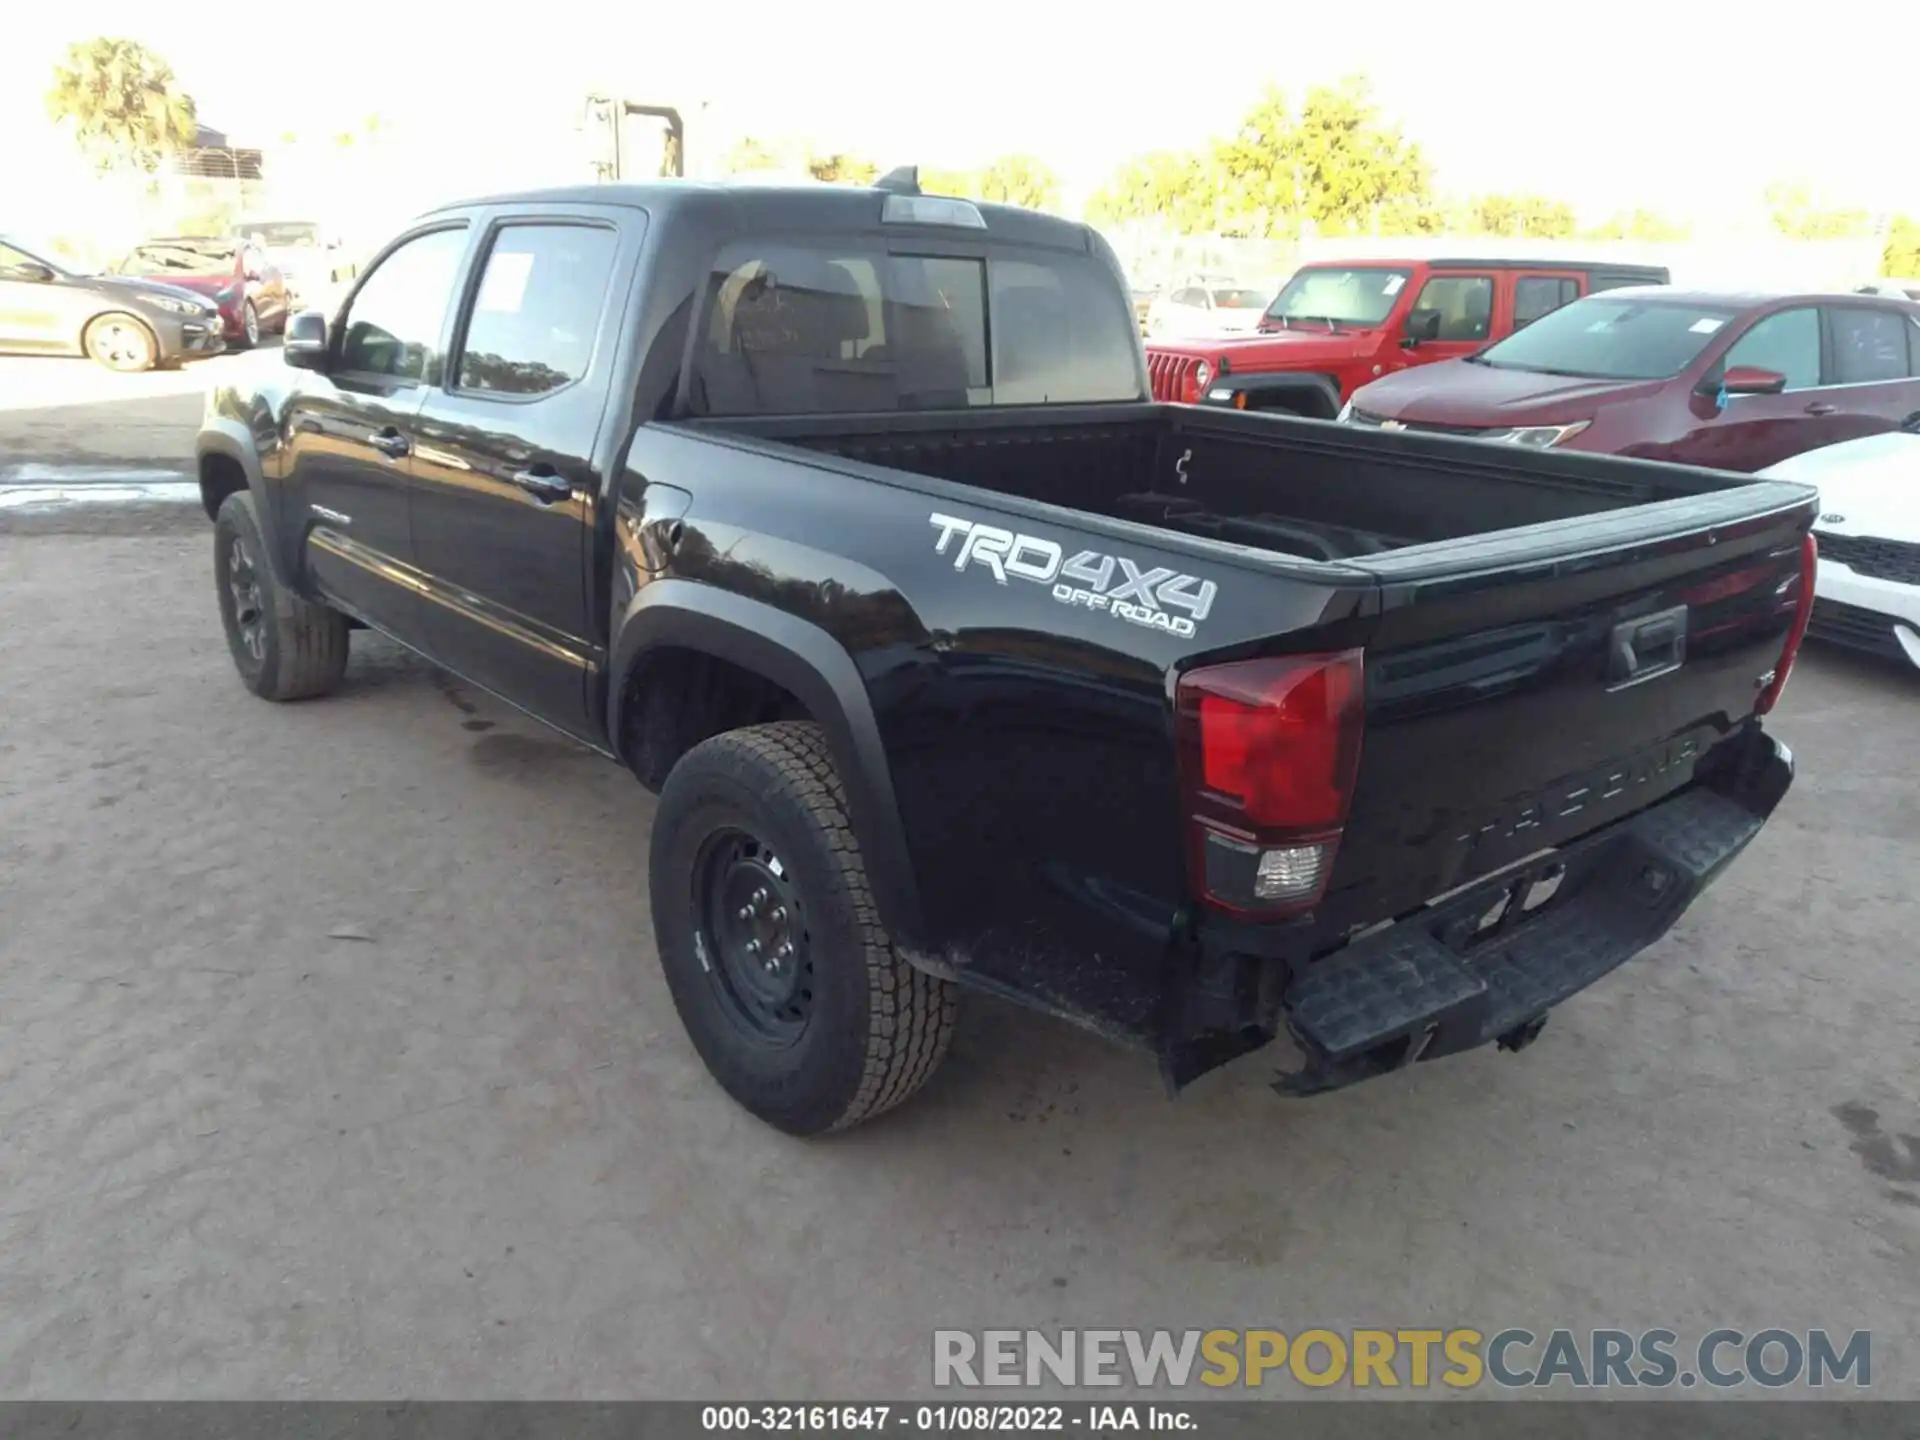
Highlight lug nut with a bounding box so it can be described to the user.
[777,941,793,959]
[753,888,769,906]
[745,939,761,956]
[738,906,753,922]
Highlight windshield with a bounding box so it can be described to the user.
[0,234,87,276]
[1211,288,1269,309]
[234,222,321,247]
[1264,267,1411,327]
[122,241,237,277]
[1474,296,1740,380]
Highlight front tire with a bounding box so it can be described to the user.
[83,313,157,372]
[214,491,350,700]
[649,722,956,1135]
[237,300,260,350]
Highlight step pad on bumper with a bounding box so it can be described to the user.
[1277,788,1765,1096]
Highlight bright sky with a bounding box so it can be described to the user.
[3,0,1909,224]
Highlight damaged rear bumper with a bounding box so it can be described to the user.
[1273,727,1793,1097]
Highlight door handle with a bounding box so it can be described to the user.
[1804,402,1838,416]
[368,428,409,459]
[510,467,572,503]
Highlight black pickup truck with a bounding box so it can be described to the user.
[197,172,1816,1135]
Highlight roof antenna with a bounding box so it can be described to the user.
[875,166,920,194]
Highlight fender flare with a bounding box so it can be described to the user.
[195,422,298,589]
[1210,372,1343,418]
[607,579,927,947]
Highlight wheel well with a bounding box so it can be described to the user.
[1244,382,1340,420]
[199,452,248,521]
[619,646,813,791]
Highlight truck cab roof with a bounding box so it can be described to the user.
[419,180,1099,252]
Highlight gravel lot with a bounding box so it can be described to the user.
[1,356,1917,1399]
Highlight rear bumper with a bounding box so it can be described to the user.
[1274,726,1793,1097]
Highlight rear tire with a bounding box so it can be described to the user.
[649,721,956,1135]
[214,490,349,700]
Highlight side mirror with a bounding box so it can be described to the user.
[1720,364,1788,396]
[3,260,56,283]
[1401,308,1443,348]
[283,310,329,371]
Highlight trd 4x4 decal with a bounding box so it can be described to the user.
[929,512,1218,639]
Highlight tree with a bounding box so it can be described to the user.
[1465,193,1577,239]
[806,153,879,185]
[1585,209,1691,243]
[1087,151,1220,234]
[1374,199,1450,237]
[721,136,785,175]
[1886,216,1920,278]
[1210,77,1430,238]
[919,166,981,199]
[46,37,197,174]
[1766,181,1870,240]
[973,154,1061,212]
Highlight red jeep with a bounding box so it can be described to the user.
[1144,256,1670,415]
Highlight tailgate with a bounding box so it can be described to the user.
[1318,481,1816,933]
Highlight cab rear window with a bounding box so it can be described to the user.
[687,242,1142,415]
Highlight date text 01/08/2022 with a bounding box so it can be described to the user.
[700,1404,1194,1432]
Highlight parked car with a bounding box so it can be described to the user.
[1342,288,1920,472]
[1759,428,1920,669]
[1855,280,1920,302]
[229,218,352,311]
[1146,257,1669,414]
[1144,281,1270,340]
[0,232,223,370]
[198,174,1810,1134]
[115,236,289,349]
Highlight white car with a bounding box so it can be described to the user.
[1143,282,1270,340]
[1760,430,1920,670]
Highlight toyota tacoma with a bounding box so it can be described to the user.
[197,173,1812,1135]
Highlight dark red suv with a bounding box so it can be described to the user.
[1342,288,1920,472]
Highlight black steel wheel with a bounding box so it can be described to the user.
[650,722,957,1135]
[694,827,815,1046]
[225,529,268,666]
[213,490,350,701]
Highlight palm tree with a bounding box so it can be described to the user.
[46,38,198,174]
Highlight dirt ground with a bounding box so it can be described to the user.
[0,525,1914,1398]
[0,356,1916,1398]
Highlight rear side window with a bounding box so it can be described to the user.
[1825,306,1911,385]
[456,224,619,397]
[1722,308,1821,391]
[689,242,1140,415]
[1513,277,1578,328]
[338,226,469,381]
[1411,275,1494,341]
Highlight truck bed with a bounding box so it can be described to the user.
[703,402,1752,565]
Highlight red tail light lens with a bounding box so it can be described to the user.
[1175,651,1365,918]
[1755,532,1816,717]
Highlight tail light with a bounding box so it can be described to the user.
[1754,532,1817,716]
[1174,650,1365,918]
